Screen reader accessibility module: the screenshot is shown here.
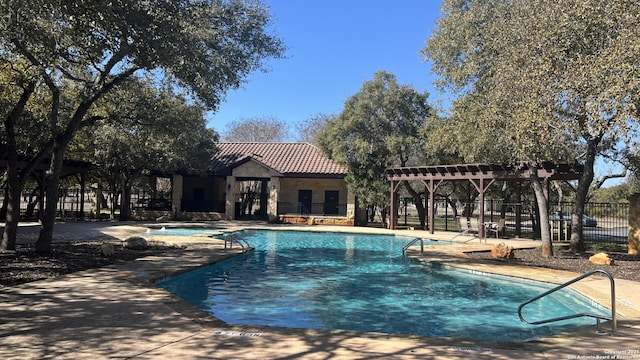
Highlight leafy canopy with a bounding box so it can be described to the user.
[1,0,285,110]
[423,0,640,165]
[77,78,217,177]
[317,71,433,208]
[1,0,284,251]
[423,0,640,252]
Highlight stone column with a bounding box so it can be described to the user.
[171,175,183,217]
[225,176,235,220]
[267,177,280,221]
[629,193,640,255]
[346,189,356,225]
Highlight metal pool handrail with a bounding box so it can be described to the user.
[517,269,616,335]
[223,233,252,254]
[402,238,424,256]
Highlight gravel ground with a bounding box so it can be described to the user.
[1,241,639,288]
[0,241,183,287]
[466,248,640,282]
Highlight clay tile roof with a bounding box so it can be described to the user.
[210,142,347,177]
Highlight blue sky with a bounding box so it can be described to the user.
[207,0,445,138]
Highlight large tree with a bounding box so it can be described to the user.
[222,116,289,142]
[295,113,336,144]
[423,0,640,254]
[0,0,284,252]
[317,71,434,227]
[77,78,217,221]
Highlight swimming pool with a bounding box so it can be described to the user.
[144,227,219,236]
[156,230,609,342]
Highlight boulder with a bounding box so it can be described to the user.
[123,236,148,250]
[589,252,614,265]
[491,242,515,259]
[98,242,115,256]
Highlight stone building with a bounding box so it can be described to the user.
[166,142,355,225]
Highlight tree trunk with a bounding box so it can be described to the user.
[531,202,541,239]
[403,182,426,229]
[570,138,599,253]
[108,176,118,221]
[1,140,21,251]
[0,187,7,220]
[530,165,553,257]
[35,147,66,253]
[25,188,39,219]
[381,206,389,228]
[110,193,117,220]
[119,176,131,221]
[2,82,36,251]
[94,185,106,218]
[1,169,21,251]
[499,182,511,219]
[446,197,458,218]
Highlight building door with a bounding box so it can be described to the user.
[236,179,268,220]
[192,188,205,211]
[298,190,312,214]
[324,190,339,215]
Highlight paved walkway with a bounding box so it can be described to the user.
[1,221,639,359]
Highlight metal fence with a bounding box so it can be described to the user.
[395,199,629,248]
[2,188,352,220]
[1,188,631,250]
[277,202,347,216]
[0,188,171,220]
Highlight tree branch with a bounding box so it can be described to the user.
[592,169,628,190]
[10,37,61,132]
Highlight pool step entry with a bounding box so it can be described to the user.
[402,238,425,257]
[518,269,617,335]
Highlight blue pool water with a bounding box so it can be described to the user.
[156,230,609,341]
[145,227,218,236]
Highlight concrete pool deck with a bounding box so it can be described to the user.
[0,221,638,359]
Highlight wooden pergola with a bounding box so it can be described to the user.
[0,153,92,221]
[385,162,583,237]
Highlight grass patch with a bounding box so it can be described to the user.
[585,242,628,253]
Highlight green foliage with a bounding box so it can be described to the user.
[1,0,284,250]
[590,183,634,204]
[317,71,433,208]
[424,0,640,164]
[1,0,285,109]
[76,78,217,176]
[585,242,628,253]
[423,0,640,252]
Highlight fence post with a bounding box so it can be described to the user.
[629,194,640,255]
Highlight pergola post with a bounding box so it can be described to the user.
[389,180,404,229]
[429,179,435,233]
[79,172,86,220]
[515,181,522,237]
[389,180,396,229]
[478,178,485,238]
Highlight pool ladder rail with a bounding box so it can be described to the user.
[518,269,617,335]
[402,238,425,256]
[222,233,253,255]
